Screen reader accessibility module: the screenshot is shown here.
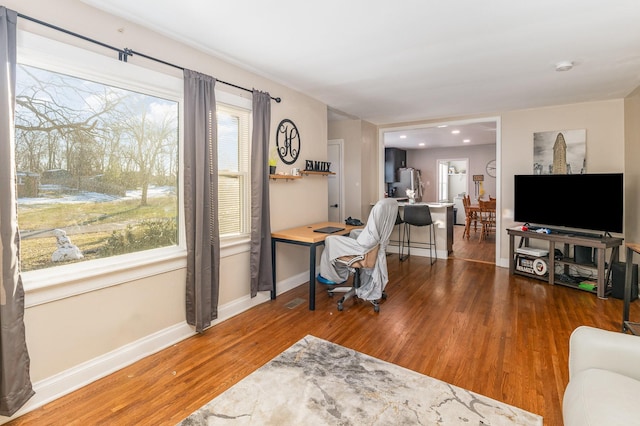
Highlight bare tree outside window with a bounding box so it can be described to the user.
[15,64,179,271]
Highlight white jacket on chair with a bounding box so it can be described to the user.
[319,198,398,301]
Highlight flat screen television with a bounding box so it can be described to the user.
[514,173,623,234]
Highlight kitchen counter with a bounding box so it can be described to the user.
[376,200,454,258]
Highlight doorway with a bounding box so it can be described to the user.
[327,139,344,223]
[437,158,469,225]
[378,117,501,265]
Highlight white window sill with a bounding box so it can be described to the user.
[23,237,252,308]
[23,246,187,308]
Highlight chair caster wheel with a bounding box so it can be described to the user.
[374,304,380,313]
[381,292,387,300]
[327,291,334,297]
[337,302,344,311]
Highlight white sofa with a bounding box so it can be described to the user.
[563,326,640,425]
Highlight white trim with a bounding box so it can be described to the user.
[24,247,186,308]
[23,234,249,308]
[494,116,503,267]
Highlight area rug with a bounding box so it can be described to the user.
[176,335,543,425]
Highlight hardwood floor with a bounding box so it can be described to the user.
[9,237,635,426]
[450,223,496,263]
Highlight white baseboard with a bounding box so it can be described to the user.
[3,272,309,424]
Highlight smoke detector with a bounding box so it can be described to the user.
[555,61,574,72]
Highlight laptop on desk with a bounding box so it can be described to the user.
[313,226,345,234]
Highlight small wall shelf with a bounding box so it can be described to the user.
[268,171,334,181]
[300,170,335,176]
[269,174,302,181]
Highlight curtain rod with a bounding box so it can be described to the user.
[16,12,282,103]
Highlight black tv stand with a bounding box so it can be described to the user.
[507,226,623,299]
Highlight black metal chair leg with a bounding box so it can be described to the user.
[400,222,410,261]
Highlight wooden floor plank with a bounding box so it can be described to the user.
[7,227,637,426]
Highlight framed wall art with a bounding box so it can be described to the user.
[533,129,586,175]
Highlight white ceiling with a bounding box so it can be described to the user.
[384,121,497,150]
[83,0,640,148]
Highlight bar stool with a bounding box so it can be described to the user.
[400,204,436,265]
[390,211,404,257]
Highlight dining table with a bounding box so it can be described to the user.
[464,200,496,239]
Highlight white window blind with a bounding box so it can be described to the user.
[217,102,250,237]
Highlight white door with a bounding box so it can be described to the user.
[328,140,344,223]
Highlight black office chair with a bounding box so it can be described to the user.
[400,204,436,265]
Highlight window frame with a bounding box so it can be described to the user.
[15,31,252,308]
[216,94,252,242]
[16,30,187,307]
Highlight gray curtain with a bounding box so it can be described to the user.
[183,69,220,333]
[250,91,273,297]
[0,6,35,416]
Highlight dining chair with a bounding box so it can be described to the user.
[462,195,478,239]
[478,198,496,240]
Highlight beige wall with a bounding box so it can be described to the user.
[379,99,626,265]
[328,120,361,219]
[328,118,380,219]
[25,270,185,379]
[624,86,640,245]
[360,120,379,218]
[409,144,497,202]
[499,99,625,260]
[5,0,329,396]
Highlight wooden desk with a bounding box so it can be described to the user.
[271,221,361,310]
[622,242,640,333]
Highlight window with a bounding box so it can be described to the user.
[217,96,251,240]
[16,32,182,275]
[14,30,251,298]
